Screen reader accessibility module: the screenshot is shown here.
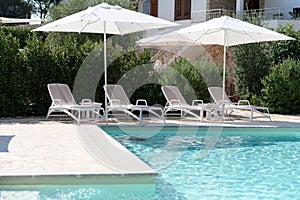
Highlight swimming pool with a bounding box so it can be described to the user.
[1,126,300,199]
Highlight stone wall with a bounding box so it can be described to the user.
[208,0,265,11]
[208,0,236,10]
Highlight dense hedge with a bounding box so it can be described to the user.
[233,24,300,113]
[0,26,32,48]
[262,58,300,114]
[1,23,300,117]
[158,57,222,104]
[0,28,101,117]
[0,25,220,117]
[233,42,271,100]
[0,28,153,117]
[0,29,27,116]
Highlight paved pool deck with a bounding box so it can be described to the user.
[0,119,157,185]
[0,114,300,185]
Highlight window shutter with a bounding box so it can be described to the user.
[175,0,191,20]
[183,0,191,18]
[150,0,158,17]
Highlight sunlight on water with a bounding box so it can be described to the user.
[1,127,300,199]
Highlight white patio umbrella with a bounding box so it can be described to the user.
[139,16,295,101]
[32,3,178,117]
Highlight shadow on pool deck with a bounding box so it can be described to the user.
[0,135,15,152]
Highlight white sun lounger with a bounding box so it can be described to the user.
[161,85,211,121]
[208,87,271,121]
[46,83,105,124]
[104,84,164,125]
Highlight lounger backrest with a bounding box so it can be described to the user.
[161,85,189,106]
[208,87,232,104]
[48,83,76,106]
[104,84,131,105]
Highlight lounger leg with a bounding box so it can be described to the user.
[161,109,165,124]
[139,108,143,126]
[77,110,81,125]
[46,108,52,120]
[200,109,203,122]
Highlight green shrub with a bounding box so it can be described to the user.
[159,57,222,104]
[0,26,32,48]
[271,24,300,64]
[23,34,58,115]
[109,50,157,105]
[261,58,300,114]
[0,30,27,116]
[23,33,100,115]
[233,42,272,100]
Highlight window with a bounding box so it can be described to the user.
[175,0,191,20]
[141,0,157,17]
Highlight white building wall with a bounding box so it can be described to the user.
[236,0,244,13]
[265,0,300,19]
[191,0,207,22]
[266,19,300,30]
[191,0,207,11]
[158,0,175,21]
[158,0,207,21]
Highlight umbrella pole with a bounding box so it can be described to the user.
[222,32,227,102]
[104,22,108,123]
[222,32,227,120]
[222,45,226,102]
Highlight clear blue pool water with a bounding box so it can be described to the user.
[1,126,300,199]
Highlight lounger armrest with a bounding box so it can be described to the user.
[192,100,204,106]
[110,99,121,107]
[169,99,181,106]
[136,99,148,106]
[238,100,251,106]
[53,99,62,106]
[93,102,102,107]
[81,99,102,107]
[81,99,92,105]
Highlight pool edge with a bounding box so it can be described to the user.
[0,173,157,185]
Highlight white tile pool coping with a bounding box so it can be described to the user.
[0,114,300,185]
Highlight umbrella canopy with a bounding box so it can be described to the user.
[33,3,178,117]
[139,16,294,101]
[33,3,177,35]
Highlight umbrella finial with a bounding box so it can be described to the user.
[100,3,111,9]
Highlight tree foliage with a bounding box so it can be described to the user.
[0,0,32,18]
[0,29,27,116]
[159,57,222,104]
[233,42,272,100]
[271,24,300,64]
[23,32,100,115]
[27,0,62,19]
[0,26,150,117]
[1,11,300,117]
[232,16,272,100]
[232,22,300,103]
[0,26,32,48]
[261,58,300,114]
